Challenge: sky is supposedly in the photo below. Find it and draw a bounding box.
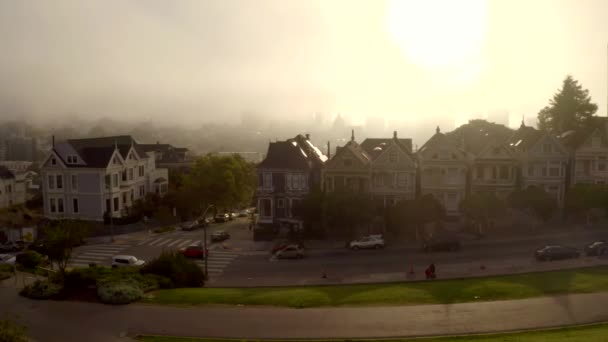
[0,0,607,128]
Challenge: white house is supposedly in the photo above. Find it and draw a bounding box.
[0,166,26,209]
[40,136,169,221]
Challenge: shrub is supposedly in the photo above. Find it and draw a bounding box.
[15,250,44,269]
[0,264,14,273]
[0,316,28,342]
[20,280,62,299]
[153,226,175,234]
[0,272,12,281]
[141,252,204,288]
[97,282,143,305]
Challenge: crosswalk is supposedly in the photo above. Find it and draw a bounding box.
[193,250,240,276]
[69,244,129,268]
[137,236,203,249]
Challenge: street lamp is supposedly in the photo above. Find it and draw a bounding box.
[199,204,215,280]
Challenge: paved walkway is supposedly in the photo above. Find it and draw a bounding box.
[1,287,607,342]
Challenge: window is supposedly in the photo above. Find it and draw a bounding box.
[439,151,449,159]
[112,174,118,187]
[277,199,284,208]
[128,153,134,160]
[57,198,64,213]
[73,198,79,213]
[499,166,509,180]
[549,162,561,177]
[105,199,111,213]
[6,185,11,193]
[263,173,272,189]
[260,199,272,217]
[325,177,333,192]
[343,159,353,167]
[286,174,293,190]
[389,151,398,163]
[598,157,606,172]
[397,173,407,188]
[66,155,78,164]
[51,158,57,165]
[542,167,547,177]
[138,165,145,177]
[528,165,534,177]
[71,175,78,191]
[56,175,63,189]
[122,170,127,182]
[139,185,145,197]
[50,198,56,213]
[542,144,552,153]
[131,189,134,201]
[113,197,119,212]
[105,175,111,190]
[48,175,55,189]
[446,168,458,184]
[374,174,384,187]
[476,166,484,180]
[113,157,119,165]
[123,193,127,206]
[128,168,134,181]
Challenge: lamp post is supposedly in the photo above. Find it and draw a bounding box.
[200,204,215,280]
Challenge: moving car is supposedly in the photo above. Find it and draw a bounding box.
[211,230,230,242]
[214,213,229,223]
[111,255,145,268]
[181,220,205,231]
[0,254,16,265]
[535,245,580,261]
[423,235,461,252]
[585,241,607,256]
[179,244,208,259]
[238,209,249,217]
[349,235,385,250]
[275,244,304,259]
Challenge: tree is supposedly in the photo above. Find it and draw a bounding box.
[508,186,557,223]
[323,192,375,237]
[565,184,608,223]
[293,190,324,229]
[390,194,445,240]
[0,316,27,342]
[42,220,89,276]
[537,75,598,134]
[460,193,505,235]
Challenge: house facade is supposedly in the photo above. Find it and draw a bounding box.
[256,134,327,229]
[470,141,518,199]
[417,127,470,215]
[40,136,169,222]
[138,143,193,169]
[322,131,371,194]
[560,118,608,186]
[508,123,569,207]
[0,166,26,209]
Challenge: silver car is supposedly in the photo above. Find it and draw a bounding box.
[275,245,304,259]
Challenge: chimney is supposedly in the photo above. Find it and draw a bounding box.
[327,141,331,159]
[305,133,310,140]
[52,135,55,148]
[436,126,440,134]
[351,129,355,142]
[393,131,397,139]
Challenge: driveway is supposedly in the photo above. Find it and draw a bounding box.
[1,287,607,342]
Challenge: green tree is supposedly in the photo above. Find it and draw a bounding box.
[323,192,375,237]
[42,220,89,276]
[0,316,27,342]
[565,184,608,223]
[293,190,324,228]
[537,75,598,134]
[508,186,557,222]
[391,194,445,240]
[460,193,505,235]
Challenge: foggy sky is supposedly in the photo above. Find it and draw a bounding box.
[0,0,607,127]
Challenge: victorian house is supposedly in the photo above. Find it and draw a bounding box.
[322,130,371,194]
[560,117,608,186]
[255,134,327,229]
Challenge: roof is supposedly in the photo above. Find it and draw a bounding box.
[257,135,327,170]
[0,166,15,180]
[445,120,514,156]
[506,124,544,151]
[360,137,413,160]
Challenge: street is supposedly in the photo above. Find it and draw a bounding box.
[65,219,608,287]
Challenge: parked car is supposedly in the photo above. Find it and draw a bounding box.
[0,242,21,253]
[27,240,47,254]
[181,220,203,231]
[585,241,607,256]
[211,230,230,243]
[0,254,16,265]
[275,244,304,259]
[349,235,385,250]
[214,214,229,223]
[111,255,145,268]
[179,244,208,259]
[229,213,237,221]
[535,245,580,261]
[423,235,461,252]
[238,209,249,217]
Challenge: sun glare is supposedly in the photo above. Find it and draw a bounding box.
[386,0,487,68]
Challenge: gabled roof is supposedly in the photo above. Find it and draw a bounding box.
[0,166,15,180]
[506,124,544,151]
[360,136,413,160]
[68,136,147,160]
[257,141,310,170]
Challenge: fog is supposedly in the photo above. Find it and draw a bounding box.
[0,0,607,129]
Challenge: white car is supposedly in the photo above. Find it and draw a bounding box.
[349,235,385,250]
[275,245,305,259]
[0,253,16,265]
[111,255,145,268]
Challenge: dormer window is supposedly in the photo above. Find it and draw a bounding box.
[389,151,398,163]
[51,158,57,165]
[113,157,119,165]
[66,155,78,164]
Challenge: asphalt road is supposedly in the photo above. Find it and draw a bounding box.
[1,286,607,342]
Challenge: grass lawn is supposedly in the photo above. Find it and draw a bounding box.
[142,266,608,308]
[136,323,608,342]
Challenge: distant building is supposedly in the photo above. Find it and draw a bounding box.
[1,137,37,162]
[0,161,33,174]
[0,166,26,209]
[560,117,608,186]
[40,135,169,222]
[138,142,193,169]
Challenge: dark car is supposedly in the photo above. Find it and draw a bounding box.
[181,220,203,231]
[211,230,230,242]
[0,242,22,253]
[179,244,208,259]
[535,245,580,261]
[27,240,47,254]
[423,235,461,252]
[584,241,607,256]
[214,214,229,223]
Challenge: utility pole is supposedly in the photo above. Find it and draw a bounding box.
[200,204,215,280]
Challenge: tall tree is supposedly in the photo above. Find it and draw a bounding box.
[537,75,598,134]
[42,220,89,276]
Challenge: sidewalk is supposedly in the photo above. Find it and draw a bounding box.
[2,286,607,342]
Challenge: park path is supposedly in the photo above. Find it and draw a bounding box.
[1,287,607,342]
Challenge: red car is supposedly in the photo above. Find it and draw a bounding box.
[179,244,208,259]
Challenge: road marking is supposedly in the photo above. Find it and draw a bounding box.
[208,255,237,262]
[137,238,154,246]
[80,252,115,257]
[177,239,193,247]
[149,238,170,247]
[192,240,202,245]
[167,239,183,247]
[144,238,163,246]
[73,256,108,261]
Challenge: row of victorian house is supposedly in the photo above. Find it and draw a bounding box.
[256,118,608,230]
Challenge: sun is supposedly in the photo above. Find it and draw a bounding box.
[386,0,487,68]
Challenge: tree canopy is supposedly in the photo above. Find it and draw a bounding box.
[42,220,90,275]
[537,75,598,134]
[508,186,556,222]
[460,193,505,234]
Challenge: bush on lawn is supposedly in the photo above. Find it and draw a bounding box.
[0,263,13,280]
[19,279,62,299]
[0,272,12,281]
[97,281,143,305]
[61,266,167,295]
[0,316,28,342]
[141,252,204,288]
[15,250,44,269]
